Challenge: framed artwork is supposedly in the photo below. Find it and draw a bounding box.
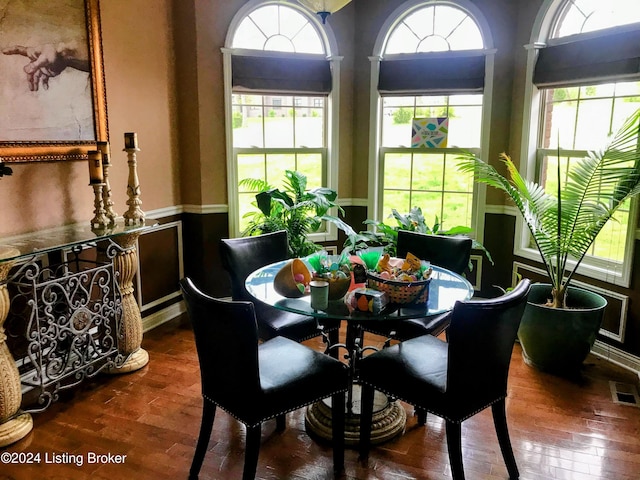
[411,117,448,148]
[0,0,107,162]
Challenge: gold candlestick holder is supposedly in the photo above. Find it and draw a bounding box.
[123,147,145,226]
[102,161,118,224]
[90,183,109,229]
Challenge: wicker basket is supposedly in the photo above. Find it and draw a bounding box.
[366,272,430,305]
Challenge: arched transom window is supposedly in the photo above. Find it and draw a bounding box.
[232,4,324,54]
[552,0,640,38]
[385,4,483,53]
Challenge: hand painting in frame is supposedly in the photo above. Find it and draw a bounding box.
[0,0,107,162]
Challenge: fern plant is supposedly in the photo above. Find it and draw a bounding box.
[458,108,640,308]
[240,170,356,258]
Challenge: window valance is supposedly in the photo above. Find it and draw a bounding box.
[534,28,640,87]
[232,55,332,94]
[378,55,485,94]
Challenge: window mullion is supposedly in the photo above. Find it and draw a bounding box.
[572,88,581,150]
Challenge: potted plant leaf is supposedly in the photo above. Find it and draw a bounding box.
[457,108,640,374]
[343,206,493,272]
[240,170,363,258]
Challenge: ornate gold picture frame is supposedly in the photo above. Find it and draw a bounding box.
[0,0,107,163]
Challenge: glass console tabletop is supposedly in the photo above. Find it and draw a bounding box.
[0,220,154,263]
[245,259,474,321]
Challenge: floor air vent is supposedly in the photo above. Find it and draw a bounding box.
[609,381,640,407]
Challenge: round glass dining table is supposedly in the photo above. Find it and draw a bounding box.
[245,259,474,322]
[245,259,474,446]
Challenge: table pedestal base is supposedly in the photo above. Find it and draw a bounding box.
[305,384,406,446]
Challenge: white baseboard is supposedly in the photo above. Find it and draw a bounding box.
[592,339,640,381]
[142,300,186,332]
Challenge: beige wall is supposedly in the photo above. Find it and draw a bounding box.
[0,0,179,237]
[0,0,537,232]
[0,0,358,236]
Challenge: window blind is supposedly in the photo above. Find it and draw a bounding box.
[534,28,640,87]
[378,55,485,94]
[232,55,332,94]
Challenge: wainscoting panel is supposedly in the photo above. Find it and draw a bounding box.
[136,220,184,320]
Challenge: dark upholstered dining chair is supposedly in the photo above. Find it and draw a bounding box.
[358,278,531,480]
[397,230,473,276]
[359,230,473,342]
[219,231,341,348]
[180,277,348,480]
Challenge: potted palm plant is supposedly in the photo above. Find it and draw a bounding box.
[458,108,640,374]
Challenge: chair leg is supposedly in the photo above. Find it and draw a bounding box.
[276,414,286,431]
[416,408,427,426]
[492,400,519,479]
[242,424,262,480]
[445,421,465,480]
[189,401,216,480]
[332,391,346,474]
[358,383,375,458]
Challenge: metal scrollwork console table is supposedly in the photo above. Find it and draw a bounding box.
[0,221,154,447]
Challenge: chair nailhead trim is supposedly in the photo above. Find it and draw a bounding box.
[359,380,506,424]
[202,387,348,429]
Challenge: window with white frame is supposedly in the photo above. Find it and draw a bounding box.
[372,1,492,234]
[224,1,340,238]
[529,0,640,284]
[234,93,326,231]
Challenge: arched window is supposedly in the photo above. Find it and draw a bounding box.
[369,1,493,241]
[552,0,640,37]
[384,4,483,53]
[232,4,324,53]
[223,1,342,239]
[524,0,640,287]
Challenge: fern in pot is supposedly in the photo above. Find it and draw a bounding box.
[458,108,640,373]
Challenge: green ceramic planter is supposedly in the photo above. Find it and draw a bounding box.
[518,283,607,374]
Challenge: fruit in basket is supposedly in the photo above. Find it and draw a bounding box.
[366,253,432,305]
[379,270,391,280]
[372,252,432,282]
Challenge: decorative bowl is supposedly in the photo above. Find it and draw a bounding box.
[313,273,352,301]
[274,258,311,298]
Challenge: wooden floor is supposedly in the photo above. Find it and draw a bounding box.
[2,315,640,480]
